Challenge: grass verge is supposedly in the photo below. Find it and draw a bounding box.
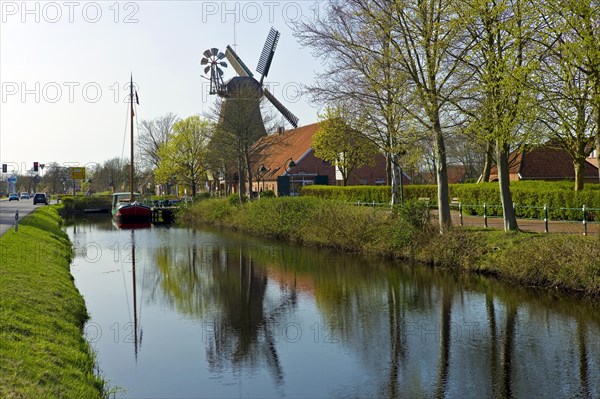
[180,197,600,298]
[0,206,106,398]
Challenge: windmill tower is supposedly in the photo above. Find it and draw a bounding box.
[201,28,299,137]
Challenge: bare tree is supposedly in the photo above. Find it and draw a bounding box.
[138,113,178,169]
[294,0,417,205]
[209,83,271,201]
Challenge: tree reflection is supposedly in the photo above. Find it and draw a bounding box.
[577,318,590,399]
[434,286,453,399]
[153,242,297,385]
[141,231,600,398]
[500,300,517,399]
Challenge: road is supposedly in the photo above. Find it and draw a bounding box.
[0,198,38,236]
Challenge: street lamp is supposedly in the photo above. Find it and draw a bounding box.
[284,158,297,196]
[256,164,270,194]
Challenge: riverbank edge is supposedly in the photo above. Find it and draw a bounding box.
[179,197,600,299]
[0,207,106,398]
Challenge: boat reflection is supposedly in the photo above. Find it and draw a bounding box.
[112,220,152,230]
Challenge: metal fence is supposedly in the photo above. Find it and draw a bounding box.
[346,199,600,235]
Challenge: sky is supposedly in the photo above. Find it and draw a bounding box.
[0,0,325,175]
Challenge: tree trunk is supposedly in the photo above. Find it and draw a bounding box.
[390,153,398,205]
[496,141,519,231]
[237,162,246,200]
[595,89,600,183]
[386,153,392,186]
[434,120,451,232]
[574,158,585,191]
[246,156,254,199]
[480,140,494,183]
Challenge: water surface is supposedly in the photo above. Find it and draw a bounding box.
[68,218,600,398]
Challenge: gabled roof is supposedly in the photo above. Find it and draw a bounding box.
[254,122,320,178]
[489,143,598,180]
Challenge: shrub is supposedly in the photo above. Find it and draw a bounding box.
[227,193,248,206]
[59,195,112,212]
[260,189,275,198]
[194,192,211,202]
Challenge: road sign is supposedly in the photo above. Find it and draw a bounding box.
[7,176,17,183]
[71,167,86,180]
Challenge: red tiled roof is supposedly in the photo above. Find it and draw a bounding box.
[489,144,599,180]
[253,122,320,178]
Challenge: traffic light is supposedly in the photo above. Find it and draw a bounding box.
[33,162,39,172]
[2,164,6,173]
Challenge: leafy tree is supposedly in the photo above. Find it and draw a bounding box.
[538,34,595,191]
[313,106,379,186]
[155,116,211,196]
[457,0,542,231]
[541,0,600,182]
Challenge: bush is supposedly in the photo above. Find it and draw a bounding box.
[227,193,247,206]
[59,195,112,212]
[194,192,211,202]
[260,189,275,198]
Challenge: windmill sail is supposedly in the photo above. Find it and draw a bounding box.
[256,28,280,84]
[225,45,254,77]
[264,88,299,128]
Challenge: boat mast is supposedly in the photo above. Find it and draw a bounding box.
[130,74,135,203]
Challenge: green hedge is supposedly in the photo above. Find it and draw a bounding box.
[60,195,112,212]
[301,181,600,221]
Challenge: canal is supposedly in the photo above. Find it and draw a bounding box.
[67,217,600,398]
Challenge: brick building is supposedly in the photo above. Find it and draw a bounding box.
[250,122,391,195]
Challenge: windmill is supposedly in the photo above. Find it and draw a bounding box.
[201,27,299,131]
[200,48,227,95]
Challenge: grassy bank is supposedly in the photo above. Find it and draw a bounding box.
[180,197,600,297]
[0,207,105,398]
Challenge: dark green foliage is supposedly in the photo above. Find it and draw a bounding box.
[227,193,247,206]
[260,189,275,198]
[59,195,112,212]
[194,192,211,202]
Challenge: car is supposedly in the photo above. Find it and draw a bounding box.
[20,192,30,200]
[8,193,19,201]
[33,193,49,205]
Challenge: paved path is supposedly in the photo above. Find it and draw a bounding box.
[0,199,38,236]
[441,210,600,235]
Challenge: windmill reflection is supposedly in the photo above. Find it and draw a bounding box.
[154,242,297,385]
[204,249,297,385]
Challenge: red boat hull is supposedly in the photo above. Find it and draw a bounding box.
[114,203,152,222]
